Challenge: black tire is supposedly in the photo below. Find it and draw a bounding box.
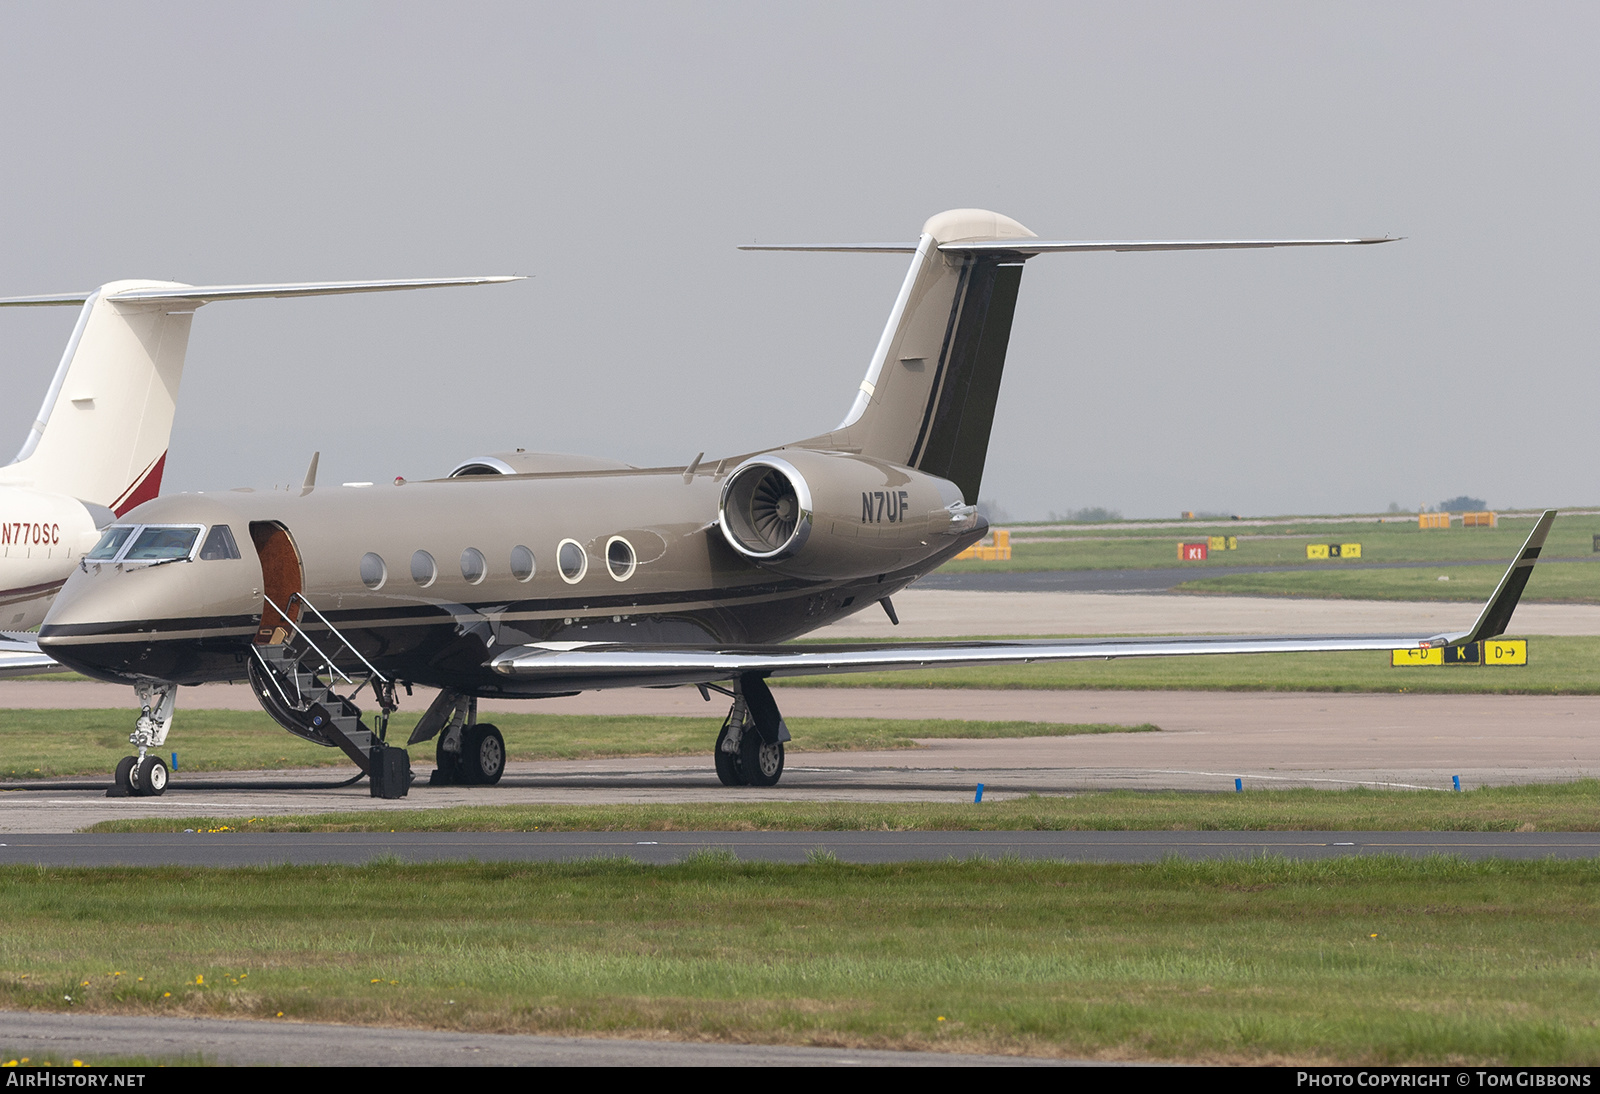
[112,755,137,796]
[133,755,169,797]
[458,723,506,786]
[432,733,459,785]
[738,732,784,787]
[713,720,745,786]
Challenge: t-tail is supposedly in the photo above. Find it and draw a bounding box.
[746,210,1394,504]
[0,276,522,513]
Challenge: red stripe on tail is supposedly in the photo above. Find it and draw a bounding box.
[112,452,166,516]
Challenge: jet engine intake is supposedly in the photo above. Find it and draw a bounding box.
[718,450,974,580]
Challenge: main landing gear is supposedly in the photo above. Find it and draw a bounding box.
[713,674,790,788]
[435,722,506,785]
[108,680,176,798]
[409,689,506,786]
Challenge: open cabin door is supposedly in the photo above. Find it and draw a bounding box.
[250,521,304,645]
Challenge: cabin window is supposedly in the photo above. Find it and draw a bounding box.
[86,526,135,560]
[606,536,636,581]
[411,550,437,588]
[360,552,387,590]
[460,547,487,585]
[557,539,587,583]
[509,545,536,582]
[124,525,201,562]
[199,525,241,560]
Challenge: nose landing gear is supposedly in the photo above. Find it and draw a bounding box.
[108,680,175,797]
[713,674,789,787]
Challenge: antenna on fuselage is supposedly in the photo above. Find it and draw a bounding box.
[301,452,320,496]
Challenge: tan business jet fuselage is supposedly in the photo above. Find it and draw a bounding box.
[38,210,1551,798]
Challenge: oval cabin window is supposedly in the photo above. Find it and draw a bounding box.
[510,545,536,582]
[606,536,636,581]
[460,547,487,585]
[411,550,437,588]
[557,539,587,583]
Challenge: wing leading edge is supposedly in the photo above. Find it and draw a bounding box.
[489,511,1557,690]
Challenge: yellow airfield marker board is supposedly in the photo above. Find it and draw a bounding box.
[1391,640,1527,667]
[1484,639,1529,665]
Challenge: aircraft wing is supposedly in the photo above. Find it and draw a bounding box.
[490,512,1556,690]
[0,633,64,679]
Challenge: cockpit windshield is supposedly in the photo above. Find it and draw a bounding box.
[123,526,201,562]
[86,526,135,560]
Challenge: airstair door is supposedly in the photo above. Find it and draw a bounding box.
[250,521,303,645]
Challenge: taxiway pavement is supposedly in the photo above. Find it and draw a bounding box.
[821,588,1600,638]
[0,1011,1070,1067]
[914,557,1600,596]
[4,689,1597,831]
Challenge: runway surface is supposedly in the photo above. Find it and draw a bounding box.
[0,1011,1069,1067]
[4,830,1597,867]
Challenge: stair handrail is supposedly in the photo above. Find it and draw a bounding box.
[260,593,354,684]
[290,592,389,684]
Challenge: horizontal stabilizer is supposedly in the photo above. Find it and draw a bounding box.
[0,276,524,307]
[740,243,921,253]
[943,238,1397,254]
[741,238,1395,256]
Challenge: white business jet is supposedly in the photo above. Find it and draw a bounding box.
[0,275,520,674]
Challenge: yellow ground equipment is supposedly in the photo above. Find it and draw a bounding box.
[954,528,1011,561]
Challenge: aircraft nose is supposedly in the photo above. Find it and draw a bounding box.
[38,555,261,685]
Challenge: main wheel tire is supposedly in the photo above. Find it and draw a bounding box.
[713,720,745,786]
[458,724,506,786]
[133,755,168,797]
[738,732,784,787]
[112,755,137,796]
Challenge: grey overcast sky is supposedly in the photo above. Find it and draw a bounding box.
[0,2,1595,520]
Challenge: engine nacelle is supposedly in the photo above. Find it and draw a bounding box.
[717,449,977,580]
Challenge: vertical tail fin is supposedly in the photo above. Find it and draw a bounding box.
[0,275,523,513]
[0,281,194,511]
[768,213,1390,505]
[796,209,1036,504]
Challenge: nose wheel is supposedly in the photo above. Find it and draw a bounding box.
[108,680,177,798]
[112,754,168,797]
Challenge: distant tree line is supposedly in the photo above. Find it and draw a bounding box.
[1046,506,1122,522]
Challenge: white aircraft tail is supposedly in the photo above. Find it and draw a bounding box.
[0,276,521,512]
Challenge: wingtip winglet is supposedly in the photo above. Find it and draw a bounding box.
[1459,509,1557,644]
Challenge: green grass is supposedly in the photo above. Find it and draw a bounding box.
[791,634,1600,692]
[0,710,1153,781]
[3,856,1599,1062]
[86,781,1600,835]
[1177,560,1600,602]
[940,512,1600,583]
